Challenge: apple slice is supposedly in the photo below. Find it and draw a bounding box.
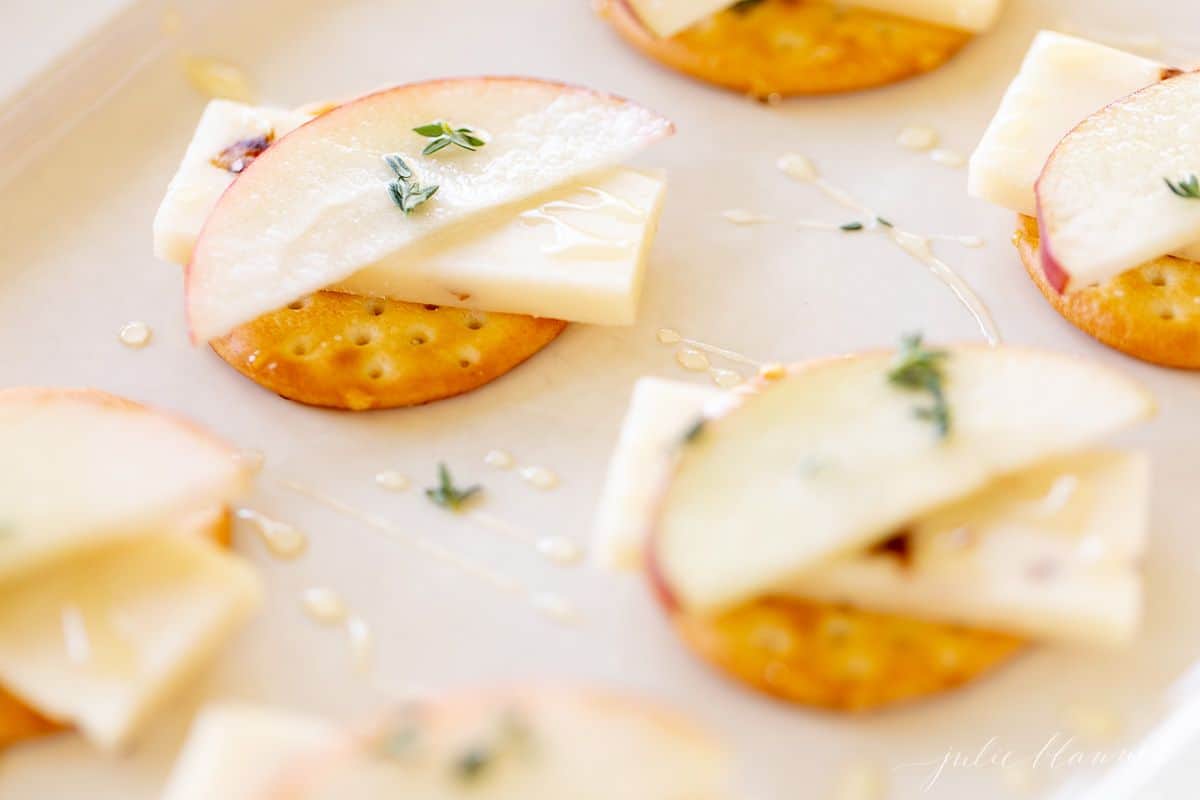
[245,688,731,799]
[623,0,734,38]
[1037,70,1200,292]
[186,78,674,341]
[651,347,1153,613]
[0,388,251,581]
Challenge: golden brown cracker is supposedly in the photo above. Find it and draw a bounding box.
[210,292,567,410]
[0,509,234,749]
[1016,215,1200,369]
[676,595,1024,712]
[600,0,972,98]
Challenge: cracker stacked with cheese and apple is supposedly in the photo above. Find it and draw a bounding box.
[154,79,673,409]
[161,688,732,799]
[0,388,259,750]
[970,31,1200,368]
[599,0,1005,98]
[593,339,1154,710]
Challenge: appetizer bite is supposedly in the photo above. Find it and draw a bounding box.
[0,389,258,750]
[163,688,731,799]
[594,340,1154,710]
[598,0,1004,98]
[970,32,1200,368]
[154,80,673,409]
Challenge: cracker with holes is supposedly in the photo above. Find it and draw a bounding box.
[969,32,1200,367]
[154,80,672,409]
[594,344,1153,710]
[598,0,1002,99]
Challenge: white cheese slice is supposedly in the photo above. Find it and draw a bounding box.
[0,388,250,582]
[595,377,1146,645]
[625,0,736,38]
[593,378,719,569]
[781,451,1148,646]
[333,168,666,325]
[968,31,1200,262]
[0,534,260,750]
[155,101,667,325]
[851,0,1004,32]
[153,100,311,264]
[163,705,337,800]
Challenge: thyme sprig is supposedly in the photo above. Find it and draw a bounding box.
[452,710,531,784]
[840,221,864,232]
[425,463,481,511]
[414,120,487,155]
[731,0,766,13]
[887,333,951,440]
[383,154,439,214]
[1165,173,1200,199]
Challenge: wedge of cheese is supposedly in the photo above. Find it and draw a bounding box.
[782,450,1148,645]
[599,376,1149,644]
[626,0,1003,39]
[0,534,260,751]
[969,31,1200,262]
[0,388,251,582]
[593,378,720,569]
[162,705,337,800]
[156,100,668,326]
[154,100,311,264]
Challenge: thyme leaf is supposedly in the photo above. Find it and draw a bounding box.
[887,333,951,440]
[425,463,481,511]
[1165,173,1200,199]
[840,221,864,232]
[383,154,439,215]
[414,120,487,155]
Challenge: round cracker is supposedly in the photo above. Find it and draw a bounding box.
[676,595,1024,712]
[1016,215,1200,369]
[599,0,972,98]
[0,509,234,749]
[210,292,568,411]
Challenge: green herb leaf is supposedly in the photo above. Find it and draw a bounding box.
[383,154,439,215]
[450,709,531,785]
[840,221,864,232]
[454,746,491,782]
[681,418,707,445]
[414,120,488,155]
[876,216,894,228]
[887,333,951,439]
[1165,173,1200,199]
[413,122,449,137]
[425,463,481,511]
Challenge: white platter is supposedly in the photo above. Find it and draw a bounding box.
[2,0,1200,797]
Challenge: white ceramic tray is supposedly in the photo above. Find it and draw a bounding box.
[3,0,1200,797]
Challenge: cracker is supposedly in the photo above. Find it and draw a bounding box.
[676,595,1024,712]
[0,510,233,749]
[1016,215,1200,369]
[210,292,568,410]
[599,0,972,98]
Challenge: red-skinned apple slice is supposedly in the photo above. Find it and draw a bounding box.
[186,78,674,342]
[165,689,731,800]
[0,388,251,581]
[1037,70,1200,293]
[649,347,1153,614]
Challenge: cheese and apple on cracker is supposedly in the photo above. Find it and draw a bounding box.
[162,688,732,800]
[154,79,673,409]
[970,31,1200,368]
[0,388,259,750]
[598,0,1004,98]
[593,340,1154,710]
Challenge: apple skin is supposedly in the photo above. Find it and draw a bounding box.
[1036,205,1071,294]
[185,76,674,343]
